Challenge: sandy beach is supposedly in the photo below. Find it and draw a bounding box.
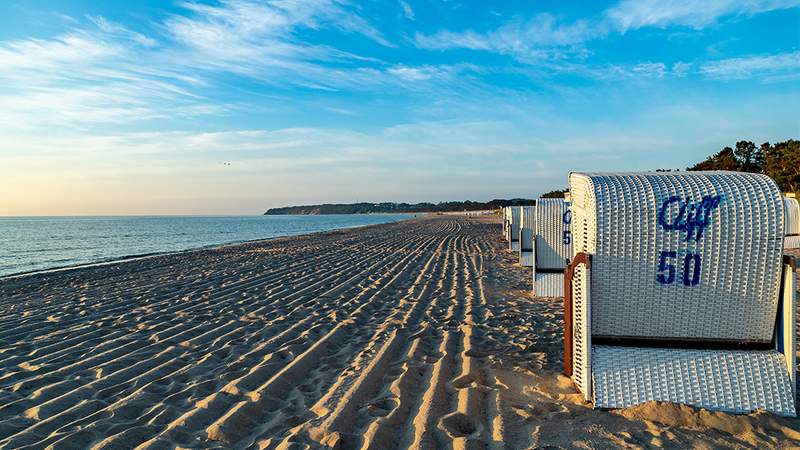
[0,216,798,449]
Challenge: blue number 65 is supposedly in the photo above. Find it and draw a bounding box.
[656,251,677,284]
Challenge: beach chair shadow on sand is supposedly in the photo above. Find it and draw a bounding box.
[564,171,796,417]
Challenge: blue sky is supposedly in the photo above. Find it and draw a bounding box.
[1,0,798,215]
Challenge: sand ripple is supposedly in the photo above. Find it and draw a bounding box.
[0,217,797,449]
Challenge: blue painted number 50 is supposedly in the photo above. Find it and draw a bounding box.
[657,250,701,286]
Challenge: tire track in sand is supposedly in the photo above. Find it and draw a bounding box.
[0,217,505,449]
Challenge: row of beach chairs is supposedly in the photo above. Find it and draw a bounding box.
[501,171,799,417]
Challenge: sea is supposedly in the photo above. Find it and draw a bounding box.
[0,214,415,278]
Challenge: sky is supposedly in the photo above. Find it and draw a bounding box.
[0,1,798,215]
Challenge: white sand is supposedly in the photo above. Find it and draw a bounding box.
[0,216,798,448]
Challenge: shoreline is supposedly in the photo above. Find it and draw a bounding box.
[0,214,416,281]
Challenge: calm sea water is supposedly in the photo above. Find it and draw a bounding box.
[0,214,414,278]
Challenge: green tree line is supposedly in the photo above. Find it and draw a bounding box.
[688,139,799,192]
[264,199,537,215]
[540,189,569,198]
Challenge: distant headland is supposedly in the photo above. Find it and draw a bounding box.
[264,199,536,215]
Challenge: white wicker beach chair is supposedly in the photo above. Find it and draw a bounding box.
[784,196,800,249]
[502,207,506,240]
[564,171,796,417]
[502,207,511,242]
[519,206,536,267]
[532,198,571,296]
[509,206,521,252]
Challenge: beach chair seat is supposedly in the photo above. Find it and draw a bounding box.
[564,171,796,417]
[519,206,535,267]
[532,198,571,296]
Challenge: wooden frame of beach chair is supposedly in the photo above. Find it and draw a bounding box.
[531,198,571,297]
[509,206,521,252]
[563,171,796,417]
[519,206,535,267]
[784,195,800,249]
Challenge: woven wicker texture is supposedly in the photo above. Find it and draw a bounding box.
[569,172,784,342]
[520,206,535,266]
[592,346,796,416]
[785,196,800,235]
[502,207,509,241]
[502,207,505,239]
[533,272,564,297]
[535,199,571,270]
[520,252,534,267]
[505,206,512,242]
[506,207,512,241]
[572,263,591,401]
[785,235,800,249]
[509,207,521,251]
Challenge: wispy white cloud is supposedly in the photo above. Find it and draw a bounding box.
[606,0,800,32]
[415,0,800,74]
[415,13,598,62]
[0,1,421,129]
[385,64,451,81]
[672,61,692,77]
[574,61,669,80]
[399,0,415,20]
[88,15,158,47]
[4,0,795,134]
[414,30,490,51]
[631,62,667,78]
[166,0,393,70]
[0,32,120,72]
[0,17,222,128]
[700,50,800,80]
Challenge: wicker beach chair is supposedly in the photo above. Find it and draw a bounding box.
[509,206,521,252]
[502,207,507,241]
[564,171,796,416]
[519,206,536,267]
[503,206,511,241]
[785,195,800,249]
[531,198,572,297]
